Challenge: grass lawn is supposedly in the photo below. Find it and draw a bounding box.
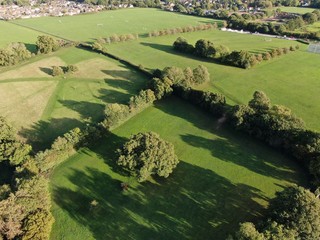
[105,30,320,131]
[276,6,318,14]
[12,9,219,42]
[0,47,148,148]
[50,97,308,240]
[0,21,42,52]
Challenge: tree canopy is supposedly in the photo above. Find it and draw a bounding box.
[117,132,179,182]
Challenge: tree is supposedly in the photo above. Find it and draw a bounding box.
[0,117,31,166]
[268,185,320,239]
[193,65,210,84]
[21,209,54,240]
[150,77,173,99]
[194,39,215,58]
[117,132,179,182]
[36,35,59,54]
[52,66,63,76]
[162,66,184,84]
[248,91,271,112]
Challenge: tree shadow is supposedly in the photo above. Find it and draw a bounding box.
[52,160,267,239]
[103,78,140,95]
[39,67,52,76]
[24,43,37,53]
[140,42,233,67]
[19,118,83,151]
[153,97,306,183]
[58,100,105,120]
[0,161,15,185]
[180,134,301,183]
[97,88,132,104]
[86,132,130,176]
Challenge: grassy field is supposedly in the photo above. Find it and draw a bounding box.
[276,6,318,14]
[0,21,42,51]
[50,97,308,240]
[105,30,320,131]
[0,47,148,147]
[12,9,219,42]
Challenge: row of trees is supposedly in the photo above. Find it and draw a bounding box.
[229,91,320,184]
[173,37,299,69]
[148,23,218,38]
[227,10,320,40]
[94,33,139,45]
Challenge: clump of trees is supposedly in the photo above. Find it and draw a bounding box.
[233,185,320,239]
[226,11,320,40]
[117,132,179,182]
[51,64,79,76]
[36,35,60,54]
[173,37,299,69]
[101,89,156,130]
[0,116,31,166]
[95,33,139,45]
[148,23,217,37]
[160,65,210,87]
[0,42,32,66]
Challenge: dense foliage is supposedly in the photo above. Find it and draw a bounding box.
[234,185,320,239]
[0,43,32,67]
[36,35,59,54]
[0,117,31,166]
[117,132,179,182]
[173,37,299,69]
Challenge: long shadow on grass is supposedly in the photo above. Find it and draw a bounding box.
[140,42,233,67]
[154,97,304,183]
[19,118,83,151]
[52,161,266,239]
[104,78,144,96]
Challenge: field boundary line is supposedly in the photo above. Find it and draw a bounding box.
[6,21,74,42]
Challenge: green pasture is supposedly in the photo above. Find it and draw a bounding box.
[0,47,147,148]
[105,30,320,131]
[50,97,308,240]
[0,21,41,51]
[276,6,318,14]
[12,9,219,42]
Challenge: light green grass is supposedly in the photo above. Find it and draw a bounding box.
[306,21,320,32]
[0,47,148,148]
[105,30,320,131]
[0,21,42,51]
[12,9,219,42]
[276,6,318,14]
[50,97,308,240]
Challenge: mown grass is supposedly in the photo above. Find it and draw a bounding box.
[105,30,320,131]
[0,47,148,148]
[50,97,308,240]
[275,6,318,14]
[12,8,219,42]
[0,21,42,51]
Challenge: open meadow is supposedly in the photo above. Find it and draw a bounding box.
[105,30,320,131]
[0,8,319,240]
[276,6,318,14]
[12,8,219,42]
[50,97,308,240]
[0,21,41,51]
[0,46,148,148]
